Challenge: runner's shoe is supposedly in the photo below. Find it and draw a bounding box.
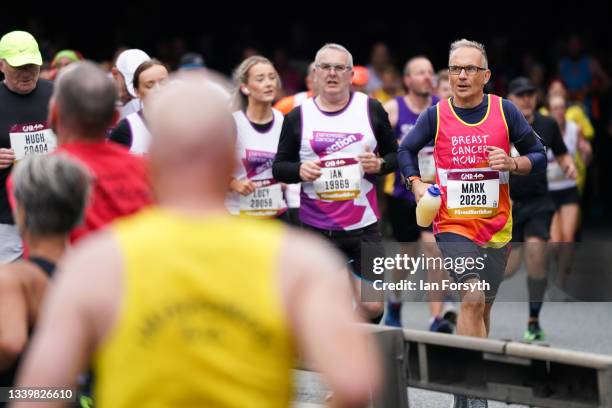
[430,316,454,333]
[384,302,402,327]
[523,321,546,342]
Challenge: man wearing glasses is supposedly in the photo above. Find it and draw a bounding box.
[273,43,398,325]
[398,39,546,407]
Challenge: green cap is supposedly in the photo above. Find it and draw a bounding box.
[52,49,81,67]
[0,31,43,67]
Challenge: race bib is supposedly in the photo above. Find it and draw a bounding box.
[239,179,287,217]
[418,146,436,183]
[10,122,57,161]
[447,170,499,218]
[313,158,363,201]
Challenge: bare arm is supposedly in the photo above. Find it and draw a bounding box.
[555,153,577,180]
[382,98,399,129]
[552,126,578,180]
[577,128,592,165]
[0,270,28,372]
[508,154,533,175]
[279,230,381,407]
[13,232,122,408]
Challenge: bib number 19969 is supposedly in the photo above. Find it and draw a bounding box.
[313,158,363,201]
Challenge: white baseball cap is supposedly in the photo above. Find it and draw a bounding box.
[115,49,150,98]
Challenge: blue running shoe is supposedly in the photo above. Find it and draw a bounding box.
[430,316,454,333]
[384,302,402,327]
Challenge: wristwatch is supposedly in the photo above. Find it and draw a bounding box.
[378,158,387,173]
[404,175,421,192]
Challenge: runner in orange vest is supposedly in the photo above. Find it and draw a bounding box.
[399,38,547,407]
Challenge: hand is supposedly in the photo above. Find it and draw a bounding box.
[412,179,432,203]
[486,146,514,171]
[564,162,577,180]
[579,137,592,164]
[230,178,256,196]
[300,161,322,181]
[0,148,16,169]
[358,145,381,174]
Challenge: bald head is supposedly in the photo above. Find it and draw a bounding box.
[53,61,118,137]
[146,73,237,204]
[147,73,235,161]
[403,56,432,76]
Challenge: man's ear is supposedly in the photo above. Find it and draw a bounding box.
[483,69,491,85]
[48,98,59,128]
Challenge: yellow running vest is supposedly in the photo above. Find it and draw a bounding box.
[93,208,295,408]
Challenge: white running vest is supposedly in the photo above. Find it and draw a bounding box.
[225,109,288,217]
[120,98,141,120]
[125,111,151,155]
[299,92,379,230]
[547,120,578,191]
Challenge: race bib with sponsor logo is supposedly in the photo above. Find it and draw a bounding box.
[447,170,499,218]
[418,146,436,183]
[313,158,363,201]
[10,122,57,161]
[239,179,287,217]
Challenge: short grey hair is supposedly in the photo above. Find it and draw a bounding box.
[314,43,354,68]
[54,61,118,136]
[448,39,488,69]
[12,155,90,236]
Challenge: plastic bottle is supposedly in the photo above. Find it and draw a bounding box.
[416,184,441,227]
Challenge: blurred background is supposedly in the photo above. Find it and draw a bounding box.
[2,6,610,231]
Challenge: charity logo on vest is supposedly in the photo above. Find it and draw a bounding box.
[244,149,275,179]
[446,170,499,218]
[10,122,58,161]
[450,134,490,166]
[310,131,364,158]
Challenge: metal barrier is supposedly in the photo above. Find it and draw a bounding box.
[402,327,612,407]
[297,325,612,407]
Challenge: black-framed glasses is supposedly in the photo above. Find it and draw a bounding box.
[316,63,352,73]
[448,65,487,75]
